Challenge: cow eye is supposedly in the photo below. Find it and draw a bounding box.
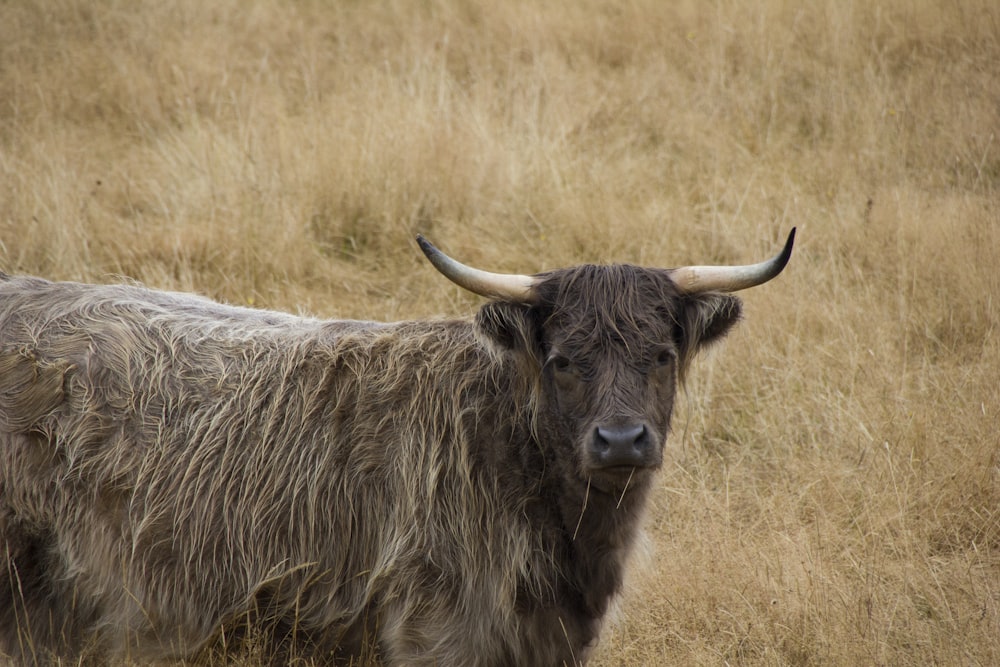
[654,348,676,367]
[549,355,575,373]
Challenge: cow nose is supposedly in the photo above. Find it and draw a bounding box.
[589,423,651,468]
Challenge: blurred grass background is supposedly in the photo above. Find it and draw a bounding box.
[1,0,998,664]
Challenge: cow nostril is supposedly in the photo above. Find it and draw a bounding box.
[591,423,651,468]
[595,424,646,449]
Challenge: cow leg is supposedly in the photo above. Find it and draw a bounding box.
[0,510,97,664]
[375,590,516,667]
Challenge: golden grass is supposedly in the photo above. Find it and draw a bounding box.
[2,0,998,664]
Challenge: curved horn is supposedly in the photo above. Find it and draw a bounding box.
[416,235,539,304]
[667,228,796,293]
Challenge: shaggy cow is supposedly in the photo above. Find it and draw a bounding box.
[0,231,793,665]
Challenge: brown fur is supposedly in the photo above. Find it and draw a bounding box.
[0,262,746,665]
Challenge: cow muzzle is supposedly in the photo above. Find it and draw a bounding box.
[586,422,658,470]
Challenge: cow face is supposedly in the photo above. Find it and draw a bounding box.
[419,231,793,493]
[476,266,741,493]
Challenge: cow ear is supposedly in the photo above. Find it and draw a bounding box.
[475,302,542,360]
[675,293,742,372]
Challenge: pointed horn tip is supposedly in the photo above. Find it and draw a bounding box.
[416,234,452,270]
[774,227,796,276]
[415,235,459,277]
[415,234,435,256]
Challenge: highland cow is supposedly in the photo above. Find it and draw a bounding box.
[0,231,793,665]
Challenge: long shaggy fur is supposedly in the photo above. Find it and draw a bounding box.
[0,265,744,665]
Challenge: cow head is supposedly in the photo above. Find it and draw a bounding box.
[418,231,794,494]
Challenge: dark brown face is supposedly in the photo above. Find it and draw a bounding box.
[476,263,743,494]
[540,328,677,491]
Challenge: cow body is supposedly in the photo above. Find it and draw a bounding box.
[0,233,792,665]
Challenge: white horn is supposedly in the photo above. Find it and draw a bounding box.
[417,236,539,304]
[668,228,795,293]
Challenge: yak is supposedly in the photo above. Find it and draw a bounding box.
[0,230,793,665]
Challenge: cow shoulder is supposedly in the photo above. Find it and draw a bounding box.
[0,348,72,434]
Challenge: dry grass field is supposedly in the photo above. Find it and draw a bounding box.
[2,0,999,664]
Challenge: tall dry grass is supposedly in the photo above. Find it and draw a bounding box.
[1,0,998,664]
